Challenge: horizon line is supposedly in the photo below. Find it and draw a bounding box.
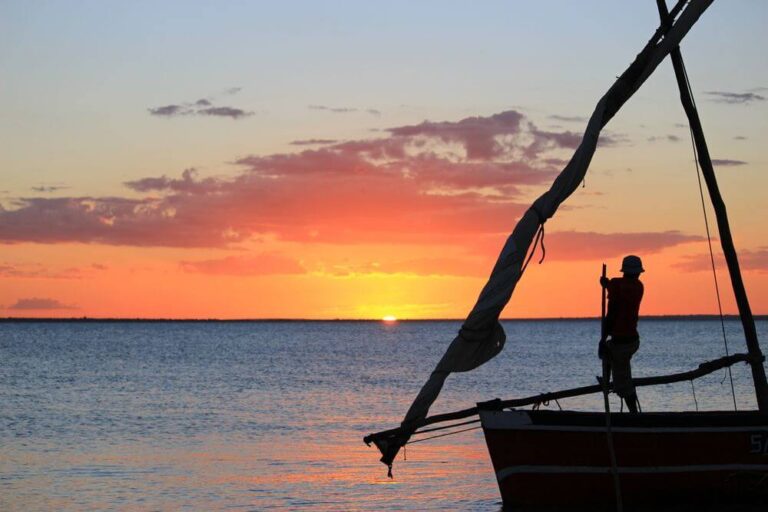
[2,314,767,323]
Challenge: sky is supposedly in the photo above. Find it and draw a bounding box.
[1,0,767,319]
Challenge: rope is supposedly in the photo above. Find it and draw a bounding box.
[521,208,547,274]
[411,419,480,436]
[405,426,482,445]
[681,62,738,411]
[690,379,699,412]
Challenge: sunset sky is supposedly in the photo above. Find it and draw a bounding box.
[1,1,767,319]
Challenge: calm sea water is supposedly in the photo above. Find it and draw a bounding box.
[2,319,766,511]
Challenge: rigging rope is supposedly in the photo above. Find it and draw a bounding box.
[411,419,480,436]
[681,62,738,411]
[690,379,699,412]
[521,208,547,274]
[405,425,482,445]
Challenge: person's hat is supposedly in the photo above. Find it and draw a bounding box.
[621,255,644,274]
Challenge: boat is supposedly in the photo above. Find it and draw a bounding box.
[365,0,768,509]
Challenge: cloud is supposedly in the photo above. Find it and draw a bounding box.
[321,257,485,277]
[290,139,338,146]
[705,91,766,105]
[6,297,76,310]
[0,110,605,248]
[148,89,253,119]
[733,136,748,141]
[180,253,305,276]
[647,134,681,143]
[1,264,79,279]
[675,249,768,273]
[197,106,251,119]
[541,230,704,261]
[148,104,187,117]
[549,114,587,123]
[0,262,107,279]
[309,105,381,116]
[322,230,705,277]
[711,159,747,167]
[31,185,69,193]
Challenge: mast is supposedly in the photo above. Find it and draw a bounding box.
[657,0,768,411]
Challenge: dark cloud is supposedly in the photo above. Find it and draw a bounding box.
[198,106,251,119]
[733,136,748,141]
[309,105,381,115]
[148,89,253,119]
[711,159,747,167]
[549,114,587,123]
[6,297,76,310]
[705,91,766,105]
[290,139,338,146]
[149,104,187,117]
[647,134,681,143]
[309,105,357,113]
[124,168,221,194]
[31,185,68,193]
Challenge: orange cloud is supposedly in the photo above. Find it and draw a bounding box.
[541,230,704,261]
[6,297,76,310]
[674,248,768,273]
[180,253,305,276]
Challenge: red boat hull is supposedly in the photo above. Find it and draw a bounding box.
[480,409,768,509]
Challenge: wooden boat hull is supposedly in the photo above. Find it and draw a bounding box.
[480,409,768,509]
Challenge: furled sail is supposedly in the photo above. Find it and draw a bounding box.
[371,0,715,470]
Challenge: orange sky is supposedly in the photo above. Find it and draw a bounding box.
[1,2,767,319]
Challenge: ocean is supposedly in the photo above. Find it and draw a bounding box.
[1,319,766,511]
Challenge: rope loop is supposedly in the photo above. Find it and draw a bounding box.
[521,207,548,274]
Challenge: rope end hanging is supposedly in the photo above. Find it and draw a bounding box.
[521,207,548,273]
[537,225,546,265]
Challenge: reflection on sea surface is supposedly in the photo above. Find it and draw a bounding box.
[1,320,765,510]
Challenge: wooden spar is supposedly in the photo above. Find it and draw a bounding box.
[365,352,753,444]
[657,0,768,412]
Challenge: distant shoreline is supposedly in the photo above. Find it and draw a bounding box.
[1,315,767,323]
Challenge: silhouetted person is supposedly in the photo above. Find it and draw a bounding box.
[600,255,644,413]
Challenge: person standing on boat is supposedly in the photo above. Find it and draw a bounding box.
[600,255,644,413]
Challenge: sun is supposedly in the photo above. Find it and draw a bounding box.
[382,315,398,322]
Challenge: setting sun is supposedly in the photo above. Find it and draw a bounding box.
[382,315,398,322]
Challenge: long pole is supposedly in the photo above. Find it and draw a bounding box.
[600,264,623,511]
[657,0,768,411]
